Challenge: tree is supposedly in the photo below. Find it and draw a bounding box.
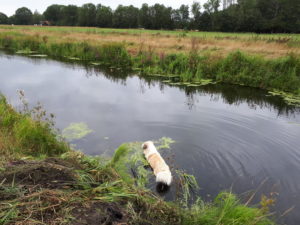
[139,4,151,29]
[0,12,8,24]
[14,7,33,25]
[257,0,300,33]
[96,4,113,28]
[191,2,201,29]
[61,5,78,26]
[179,5,190,29]
[199,11,212,31]
[1,1,299,33]
[78,3,96,26]
[150,4,173,30]
[32,10,43,24]
[203,0,221,30]
[235,0,262,32]
[217,5,239,32]
[44,5,64,25]
[280,0,300,33]
[172,9,181,29]
[113,5,139,28]
[173,5,189,29]
[204,0,221,14]
[8,16,15,24]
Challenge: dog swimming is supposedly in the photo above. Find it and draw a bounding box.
[142,141,172,186]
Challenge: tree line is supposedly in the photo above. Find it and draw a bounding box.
[0,0,299,33]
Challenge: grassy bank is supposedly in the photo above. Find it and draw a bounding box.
[0,96,276,224]
[0,26,299,103]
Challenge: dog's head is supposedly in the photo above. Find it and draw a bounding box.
[142,141,156,157]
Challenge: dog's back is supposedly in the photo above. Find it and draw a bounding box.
[147,153,170,176]
[142,141,172,186]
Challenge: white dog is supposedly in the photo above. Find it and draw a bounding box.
[142,141,172,186]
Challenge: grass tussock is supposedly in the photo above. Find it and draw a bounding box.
[0,96,276,224]
[182,192,274,225]
[0,95,68,166]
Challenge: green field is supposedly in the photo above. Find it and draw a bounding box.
[1,25,300,41]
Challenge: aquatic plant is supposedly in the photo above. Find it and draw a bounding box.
[62,122,93,141]
[176,170,200,207]
[269,90,300,106]
[155,137,176,150]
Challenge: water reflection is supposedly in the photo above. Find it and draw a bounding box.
[2,51,298,116]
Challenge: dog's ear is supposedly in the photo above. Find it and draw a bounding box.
[142,143,148,150]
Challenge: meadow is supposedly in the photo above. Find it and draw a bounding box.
[1,25,300,57]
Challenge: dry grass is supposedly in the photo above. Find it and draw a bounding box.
[0,128,19,167]
[0,25,299,58]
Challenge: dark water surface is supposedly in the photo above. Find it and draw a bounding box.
[1,52,300,224]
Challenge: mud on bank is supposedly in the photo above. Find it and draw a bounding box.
[0,158,179,225]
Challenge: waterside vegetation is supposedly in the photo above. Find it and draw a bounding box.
[1,27,299,106]
[0,95,276,224]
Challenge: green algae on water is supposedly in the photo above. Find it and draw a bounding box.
[147,74,166,77]
[187,84,201,87]
[199,79,215,85]
[156,137,175,150]
[16,49,37,54]
[62,122,93,141]
[29,54,48,58]
[90,62,102,66]
[66,56,81,61]
[268,90,300,106]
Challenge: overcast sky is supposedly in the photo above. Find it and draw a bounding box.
[1,0,207,16]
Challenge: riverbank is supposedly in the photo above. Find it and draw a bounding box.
[0,26,299,105]
[0,95,275,224]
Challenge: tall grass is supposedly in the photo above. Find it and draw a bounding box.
[182,192,274,225]
[0,95,68,160]
[141,51,300,95]
[0,33,132,67]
